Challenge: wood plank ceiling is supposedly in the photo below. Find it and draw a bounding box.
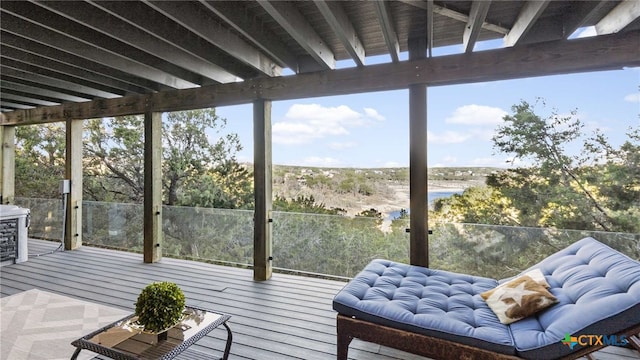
[1,0,639,125]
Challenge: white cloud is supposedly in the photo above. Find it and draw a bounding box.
[273,104,385,145]
[300,156,343,167]
[445,104,508,126]
[380,161,404,168]
[328,141,357,150]
[470,128,497,141]
[624,93,640,103]
[363,107,385,121]
[427,130,471,144]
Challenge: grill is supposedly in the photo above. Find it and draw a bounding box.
[0,218,18,262]
[0,205,30,264]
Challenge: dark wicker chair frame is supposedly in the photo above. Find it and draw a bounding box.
[336,314,640,360]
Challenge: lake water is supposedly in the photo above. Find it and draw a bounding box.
[388,191,460,219]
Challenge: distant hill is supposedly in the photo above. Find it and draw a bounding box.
[270,165,501,217]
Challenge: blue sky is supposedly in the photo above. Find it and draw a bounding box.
[213,31,640,169]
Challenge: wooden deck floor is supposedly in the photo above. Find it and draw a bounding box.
[1,239,638,360]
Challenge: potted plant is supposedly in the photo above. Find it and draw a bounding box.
[134,281,186,341]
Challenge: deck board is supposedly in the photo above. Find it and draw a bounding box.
[1,239,638,360]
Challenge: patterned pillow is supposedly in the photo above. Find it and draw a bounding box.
[481,274,558,324]
[520,268,550,288]
[482,268,550,300]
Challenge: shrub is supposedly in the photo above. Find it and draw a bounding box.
[134,281,186,333]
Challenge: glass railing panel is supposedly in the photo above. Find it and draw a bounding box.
[82,201,144,251]
[162,205,254,266]
[16,198,639,280]
[429,222,640,279]
[15,197,63,241]
[272,212,410,278]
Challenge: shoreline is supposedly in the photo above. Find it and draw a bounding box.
[427,187,465,193]
[347,185,469,218]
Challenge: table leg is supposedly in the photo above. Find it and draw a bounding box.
[70,348,81,360]
[221,322,233,360]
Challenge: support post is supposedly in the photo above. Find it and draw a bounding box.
[253,99,273,281]
[408,37,429,267]
[0,126,15,205]
[65,119,83,249]
[144,111,162,263]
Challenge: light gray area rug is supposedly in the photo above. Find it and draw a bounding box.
[1,289,129,360]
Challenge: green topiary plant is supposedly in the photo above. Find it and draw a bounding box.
[135,281,186,333]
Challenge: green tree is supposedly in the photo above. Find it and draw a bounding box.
[15,123,66,198]
[179,160,253,209]
[432,186,519,225]
[582,127,640,232]
[84,115,145,202]
[84,109,252,207]
[492,99,617,231]
[273,195,345,215]
[432,99,638,234]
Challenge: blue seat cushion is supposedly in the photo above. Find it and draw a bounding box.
[332,259,516,355]
[508,237,640,359]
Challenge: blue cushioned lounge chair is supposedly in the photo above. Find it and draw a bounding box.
[333,237,640,360]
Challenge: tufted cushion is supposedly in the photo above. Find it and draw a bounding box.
[507,237,640,359]
[332,259,517,355]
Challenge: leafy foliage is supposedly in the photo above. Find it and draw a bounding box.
[14,124,65,198]
[432,99,639,234]
[84,115,145,202]
[83,109,252,207]
[135,281,185,333]
[273,195,345,215]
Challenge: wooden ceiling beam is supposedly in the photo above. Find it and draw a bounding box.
[258,1,336,70]
[314,0,365,67]
[0,102,33,110]
[0,31,172,93]
[1,45,149,95]
[0,12,197,89]
[464,1,491,53]
[0,93,59,107]
[35,1,236,85]
[596,0,640,35]
[199,0,299,72]
[374,1,400,63]
[504,1,550,47]
[426,0,434,57]
[2,30,638,126]
[2,2,205,87]
[1,66,121,99]
[399,0,508,35]
[0,57,126,97]
[88,0,253,82]
[563,1,609,39]
[144,1,281,78]
[0,80,91,103]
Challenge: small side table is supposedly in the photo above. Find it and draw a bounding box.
[70,306,232,360]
